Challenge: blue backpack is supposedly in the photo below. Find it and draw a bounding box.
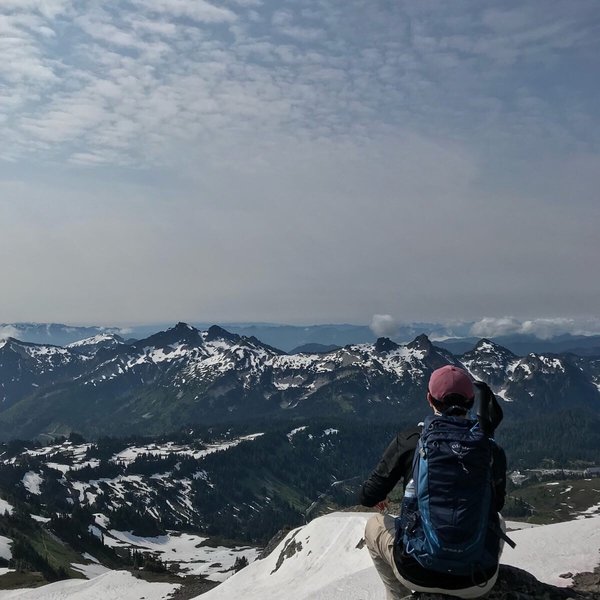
[397,414,504,577]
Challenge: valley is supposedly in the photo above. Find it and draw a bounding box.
[0,419,597,594]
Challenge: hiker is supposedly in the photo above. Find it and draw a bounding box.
[359,365,507,599]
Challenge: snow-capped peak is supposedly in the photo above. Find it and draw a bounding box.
[475,338,501,352]
[67,333,124,349]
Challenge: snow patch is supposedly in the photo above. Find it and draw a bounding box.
[575,501,600,519]
[30,515,50,523]
[22,472,43,495]
[112,433,264,465]
[0,569,177,599]
[287,426,307,441]
[101,530,259,581]
[0,536,12,560]
[0,499,14,516]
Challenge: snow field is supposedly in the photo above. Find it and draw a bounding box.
[502,515,600,586]
[112,433,264,465]
[0,570,177,600]
[70,562,110,579]
[196,512,600,600]
[98,528,259,581]
[0,512,596,599]
[198,513,383,600]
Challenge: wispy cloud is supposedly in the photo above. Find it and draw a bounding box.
[2,0,598,167]
[131,0,238,24]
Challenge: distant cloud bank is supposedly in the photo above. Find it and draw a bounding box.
[469,317,600,339]
[369,314,600,340]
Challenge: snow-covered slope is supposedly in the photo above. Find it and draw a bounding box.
[0,512,597,599]
[502,517,600,586]
[199,513,383,600]
[197,512,600,600]
[0,570,176,600]
[0,338,86,407]
[66,334,126,354]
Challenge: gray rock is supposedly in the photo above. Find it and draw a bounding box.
[401,564,596,599]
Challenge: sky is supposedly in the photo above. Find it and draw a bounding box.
[1,0,599,327]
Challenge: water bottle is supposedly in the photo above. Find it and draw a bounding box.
[399,477,418,533]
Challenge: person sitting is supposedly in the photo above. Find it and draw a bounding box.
[359,365,507,599]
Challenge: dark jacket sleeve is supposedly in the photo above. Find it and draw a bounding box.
[359,427,421,507]
[491,442,507,512]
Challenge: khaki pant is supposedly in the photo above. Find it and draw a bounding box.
[364,514,502,599]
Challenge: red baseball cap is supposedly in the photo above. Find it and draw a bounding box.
[428,365,474,401]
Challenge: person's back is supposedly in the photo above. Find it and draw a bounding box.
[359,365,507,599]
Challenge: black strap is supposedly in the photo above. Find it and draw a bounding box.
[489,520,517,549]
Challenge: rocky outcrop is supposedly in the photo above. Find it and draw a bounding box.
[403,564,598,599]
[572,564,600,597]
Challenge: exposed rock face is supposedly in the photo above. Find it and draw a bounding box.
[490,565,591,599]
[258,527,293,560]
[572,564,600,597]
[270,531,303,574]
[404,565,597,599]
[375,337,400,353]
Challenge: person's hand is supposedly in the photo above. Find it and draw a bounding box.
[474,381,503,435]
[375,499,389,512]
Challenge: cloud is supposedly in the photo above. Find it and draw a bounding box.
[470,317,600,340]
[112,327,133,335]
[370,315,399,338]
[0,0,70,19]
[0,326,19,340]
[228,0,262,6]
[2,0,598,170]
[271,8,324,41]
[130,0,237,23]
[470,317,522,338]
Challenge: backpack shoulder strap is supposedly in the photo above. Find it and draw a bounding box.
[488,520,517,549]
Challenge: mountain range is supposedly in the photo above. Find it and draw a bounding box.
[0,323,599,441]
[4,321,600,355]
